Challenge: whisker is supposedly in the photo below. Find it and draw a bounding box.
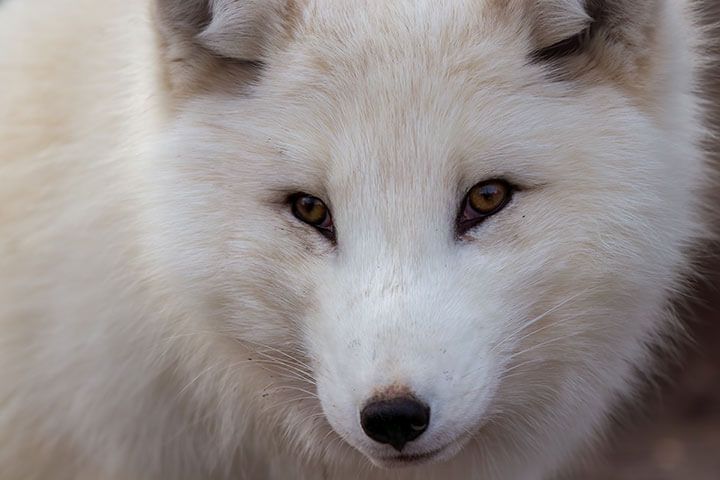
[253,351,315,383]
[490,289,593,356]
[236,338,315,373]
[267,384,320,399]
[505,330,588,363]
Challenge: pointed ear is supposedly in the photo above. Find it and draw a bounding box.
[153,0,298,93]
[528,0,665,79]
[530,0,593,51]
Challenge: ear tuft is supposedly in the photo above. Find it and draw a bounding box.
[195,0,289,61]
[528,0,667,84]
[156,0,292,61]
[154,0,297,92]
[532,0,593,51]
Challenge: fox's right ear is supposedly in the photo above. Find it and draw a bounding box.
[154,0,295,93]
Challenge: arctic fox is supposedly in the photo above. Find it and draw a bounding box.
[0,0,711,479]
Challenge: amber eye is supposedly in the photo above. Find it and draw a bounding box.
[457,180,512,235]
[290,193,335,240]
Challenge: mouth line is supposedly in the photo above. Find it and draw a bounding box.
[368,428,479,468]
[375,444,449,464]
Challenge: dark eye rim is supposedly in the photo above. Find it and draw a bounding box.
[456,179,514,237]
[288,193,336,242]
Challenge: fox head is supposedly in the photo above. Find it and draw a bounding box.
[148,0,707,473]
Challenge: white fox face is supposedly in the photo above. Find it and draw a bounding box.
[150,0,706,472]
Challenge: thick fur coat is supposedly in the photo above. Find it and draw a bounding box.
[0,1,712,479]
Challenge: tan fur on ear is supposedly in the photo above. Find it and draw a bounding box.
[197,0,289,61]
[154,0,301,94]
[531,0,592,49]
[579,0,667,89]
[527,0,661,54]
[517,0,673,89]
[156,0,293,61]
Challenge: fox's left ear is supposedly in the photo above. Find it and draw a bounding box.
[527,0,670,79]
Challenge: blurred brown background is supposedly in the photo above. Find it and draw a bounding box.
[583,274,720,480]
[579,2,720,478]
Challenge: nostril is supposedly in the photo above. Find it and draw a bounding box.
[360,396,430,452]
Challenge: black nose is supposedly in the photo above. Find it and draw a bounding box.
[360,396,430,452]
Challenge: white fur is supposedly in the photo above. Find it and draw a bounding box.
[0,1,711,479]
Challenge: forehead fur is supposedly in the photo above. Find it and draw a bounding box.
[171,0,696,225]
[296,0,530,61]
[183,1,665,183]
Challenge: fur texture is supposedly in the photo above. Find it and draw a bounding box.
[0,0,711,479]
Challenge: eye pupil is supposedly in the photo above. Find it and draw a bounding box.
[293,195,327,225]
[468,181,508,213]
[297,197,326,223]
[290,193,335,241]
[458,179,512,235]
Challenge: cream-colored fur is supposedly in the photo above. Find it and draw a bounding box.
[0,1,711,479]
